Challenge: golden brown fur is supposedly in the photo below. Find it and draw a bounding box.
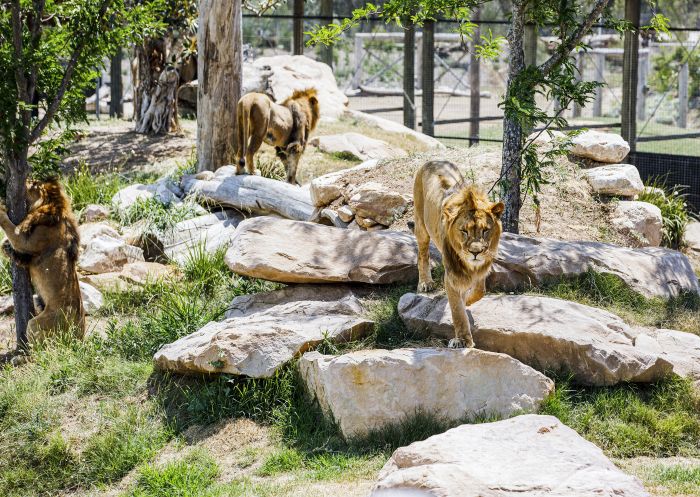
[413,161,504,348]
[0,179,85,344]
[236,88,320,184]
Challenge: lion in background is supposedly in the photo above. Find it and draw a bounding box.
[0,179,85,345]
[413,160,504,348]
[236,88,320,184]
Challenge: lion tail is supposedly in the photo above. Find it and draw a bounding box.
[237,99,248,168]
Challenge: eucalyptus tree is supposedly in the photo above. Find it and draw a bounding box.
[0,0,162,350]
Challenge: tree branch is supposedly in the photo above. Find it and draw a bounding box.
[539,0,611,76]
[29,0,112,144]
[27,1,46,110]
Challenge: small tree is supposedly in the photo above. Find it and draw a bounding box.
[309,1,668,233]
[0,0,161,350]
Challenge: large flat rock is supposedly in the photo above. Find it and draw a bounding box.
[635,329,700,386]
[153,285,373,378]
[584,164,644,197]
[570,130,630,163]
[182,173,315,222]
[398,293,672,386]
[225,217,423,284]
[299,348,553,440]
[162,210,245,263]
[371,414,649,497]
[309,133,405,161]
[492,232,699,299]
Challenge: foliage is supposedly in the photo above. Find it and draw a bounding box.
[127,450,220,497]
[63,162,128,211]
[541,376,700,457]
[0,257,11,295]
[637,179,691,249]
[115,196,200,236]
[649,46,700,99]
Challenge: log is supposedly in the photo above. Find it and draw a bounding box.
[197,0,242,171]
[182,172,315,221]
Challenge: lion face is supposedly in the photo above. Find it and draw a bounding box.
[443,189,504,269]
[26,180,44,206]
[276,142,304,185]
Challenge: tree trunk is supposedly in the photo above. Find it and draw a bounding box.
[6,151,32,350]
[469,8,481,146]
[197,0,242,172]
[499,3,527,234]
[133,39,179,135]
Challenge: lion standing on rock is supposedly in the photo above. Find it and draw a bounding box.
[236,88,320,184]
[0,179,85,345]
[414,161,504,348]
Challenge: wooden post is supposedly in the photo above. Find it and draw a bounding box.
[197,0,242,172]
[636,51,648,121]
[416,32,423,90]
[421,21,435,136]
[678,61,689,128]
[573,51,583,118]
[621,0,640,154]
[351,35,363,89]
[593,51,605,117]
[403,21,416,129]
[110,49,123,118]
[293,0,304,55]
[320,0,333,67]
[469,8,481,145]
[95,74,101,120]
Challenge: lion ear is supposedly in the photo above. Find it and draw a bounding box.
[309,95,318,106]
[442,196,462,222]
[491,202,505,219]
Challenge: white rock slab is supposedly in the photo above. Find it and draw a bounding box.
[492,232,699,299]
[225,217,424,284]
[635,329,700,385]
[346,182,410,226]
[162,210,245,264]
[79,281,103,315]
[398,293,672,386]
[584,164,644,197]
[182,173,315,221]
[78,222,121,249]
[81,204,110,222]
[309,133,405,161]
[611,200,663,247]
[570,130,630,163]
[154,285,373,377]
[685,221,700,252]
[299,348,554,440]
[309,159,380,207]
[119,261,176,285]
[347,109,445,149]
[78,234,145,274]
[371,414,649,497]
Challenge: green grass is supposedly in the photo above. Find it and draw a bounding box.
[534,270,700,334]
[125,450,220,497]
[115,196,201,235]
[0,257,11,295]
[541,376,700,458]
[641,463,700,495]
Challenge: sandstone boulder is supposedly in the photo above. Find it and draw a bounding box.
[119,261,176,285]
[372,414,649,497]
[81,204,110,222]
[635,329,700,385]
[610,200,663,247]
[346,182,410,226]
[685,221,700,252]
[111,184,155,216]
[78,223,121,249]
[300,348,554,439]
[347,109,445,149]
[225,217,424,284]
[78,234,145,274]
[79,281,103,314]
[154,285,373,377]
[570,130,630,163]
[309,133,405,161]
[398,293,672,385]
[0,295,14,314]
[309,159,380,207]
[182,173,315,221]
[492,232,699,299]
[162,210,245,263]
[584,164,644,197]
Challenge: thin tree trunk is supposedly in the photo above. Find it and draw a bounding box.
[197,0,242,172]
[6,151,32,350]
[499,2,527,234]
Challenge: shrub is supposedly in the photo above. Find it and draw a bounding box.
[637,179,690,249]
[63,162,126,212]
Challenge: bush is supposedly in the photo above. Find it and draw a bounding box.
[63,162,127,212]
[637,180,690,249]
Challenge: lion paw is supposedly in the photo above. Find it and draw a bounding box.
[448,337,475,349]
[417,281,436,293]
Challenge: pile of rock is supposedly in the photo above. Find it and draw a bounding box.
[310,160,411,230]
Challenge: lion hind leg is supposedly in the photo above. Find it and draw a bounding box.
[28,306,83,345]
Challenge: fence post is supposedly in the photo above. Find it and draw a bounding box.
[352,35,363,90]
[621,0,640,155]
[320,0,333,67]
[293,0,304,55]
[593,51,605,117]
[110,49,123,118]
[637,50,648,122]
[403,20,416,129]
[469,8,481,145]
[678,61,689,128]
[573,51,583,118]
[524,23,537,67]
[421,21,435,136]
[95,74,101,120]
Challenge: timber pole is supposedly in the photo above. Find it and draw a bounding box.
[621,0,640,155]
[293,0,304,55]
[421,21,435,137]
[469,8,481,145]
[403,19,416,129]
[110,49,123,118]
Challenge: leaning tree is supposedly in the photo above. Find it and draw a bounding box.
[0,0,161,350]
[309,0,668,233]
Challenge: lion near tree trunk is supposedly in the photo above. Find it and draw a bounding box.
[0,179,85,345]
[414,160,504,348]
[236,88,320,185]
